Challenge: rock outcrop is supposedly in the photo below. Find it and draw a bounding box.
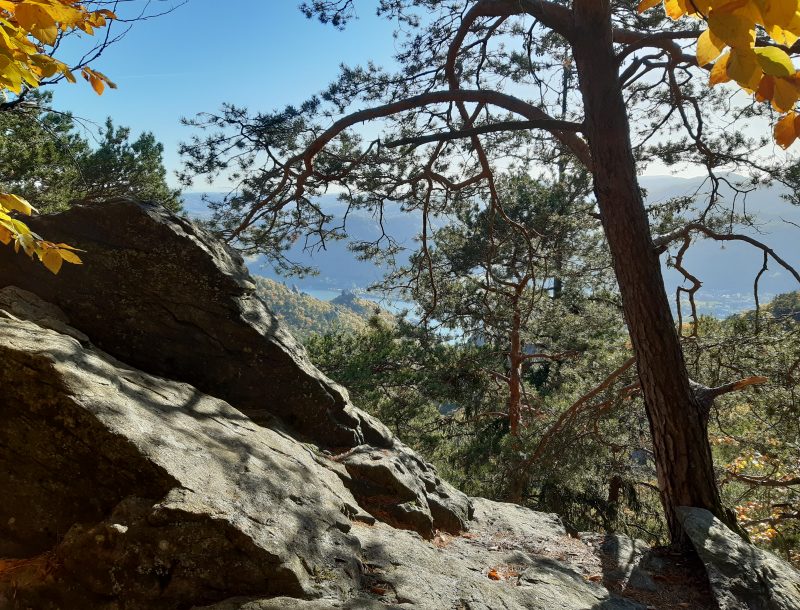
[0,200,371,448]
[1,311,362,606]
[0,200,470,538]
[0,296,640,609]
[578,534,658,593]
[678,507,800,610]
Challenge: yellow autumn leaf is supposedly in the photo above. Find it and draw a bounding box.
[754,46,796,77]
[710,50,733,85]
[0,192,37,215]
[88,72,104,94]
[13,4,59,44]
[15,232,35,256]
[727,47,761,90]
[81,67,116,95]
[771,75,800,111]
[756,74,776,101]
[637,0,663,13]
[40,248,63,274]
[768,23,800,46]
[685,0,713,14]
[713,0,750,15]
[54,242,82,251]
[708,11,755,48]
[727,1,763,24]
[697,29,726,66]
[774,111,798,148]
[0,1,116,95]
[29,54,62,79]
[57,248,82,265]
[756,0,798,29]
[664,0,689,19]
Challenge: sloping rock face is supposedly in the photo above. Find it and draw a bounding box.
[0,313,363,607]
[678,507,800,610]
[0,302,642,610]
[0,200,470,538]
[0,200,367,448]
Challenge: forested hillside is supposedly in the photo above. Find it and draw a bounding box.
[252,276,390,339]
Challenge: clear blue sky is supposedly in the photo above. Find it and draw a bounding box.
[48,1,398,189]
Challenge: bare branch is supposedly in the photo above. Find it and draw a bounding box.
[654,223,800,285]
[525,356,638,468]
[728,473,800,488]
[691,375,769,417]
[384,118,584,149]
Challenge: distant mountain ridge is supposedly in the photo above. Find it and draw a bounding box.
[183,176,800,317]
[181,192,424,290]
[644,175,800,316]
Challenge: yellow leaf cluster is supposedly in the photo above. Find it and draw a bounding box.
[0,193,82,273]
[0,1,113,271]
[0,1,116,94]
[639,0,800,148]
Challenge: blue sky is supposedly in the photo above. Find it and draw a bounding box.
[48,1,398,189]
[45,1,754,189]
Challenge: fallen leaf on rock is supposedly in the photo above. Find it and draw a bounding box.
[433,533,451,548]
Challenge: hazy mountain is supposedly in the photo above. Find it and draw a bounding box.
[180,192,220,221]
[641,175,800,315]
[181,191,424,290]
[182,177,800,316]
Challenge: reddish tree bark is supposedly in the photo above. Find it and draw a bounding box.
[571,0,735,546]
[508,284,524,439]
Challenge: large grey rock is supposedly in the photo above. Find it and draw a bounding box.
[0,285,88,342]
[0,199,378,449]
[0,309,645,609]
[579,533,658,592]
[202,499,643,610]
[336,445,472,537]
[0,315,363,609]
[0,200,471,537]
[678,507,800,610]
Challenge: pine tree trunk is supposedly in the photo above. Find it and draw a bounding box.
[508,287,523,438]
[571,1,733,546]
[507,283,526,503]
